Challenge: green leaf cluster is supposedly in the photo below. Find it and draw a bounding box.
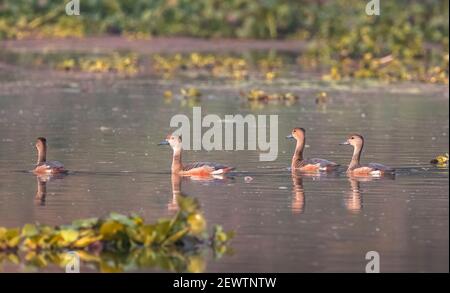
[0,196,233,272]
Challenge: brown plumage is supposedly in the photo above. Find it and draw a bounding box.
[287,127,339,172]
[33,137,67,175]
[159,134,234,177]
[340,133,394,176]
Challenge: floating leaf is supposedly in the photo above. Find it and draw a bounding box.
[213,225,234,246]
[99,221,125,240]
[60,229,79,243]
[430,153,449,165]
[177,196,200,213]
[187,214,206,235]
[0,201,233,273]
[243,89,299,103]
[109,213,137,227]
[71,217,98,229]
[21,224,39,237]
[180,87,202,98]
[155,220,172,243]
[163,90,173,99]
[163,228,189,245]
[72,235,102,248]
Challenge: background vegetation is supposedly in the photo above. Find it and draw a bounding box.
[0,0,447,43]
[0,0,448,83]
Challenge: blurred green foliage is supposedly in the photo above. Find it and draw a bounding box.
[0,195,233,272]
[0,0,447,43]
[0,0,448,83]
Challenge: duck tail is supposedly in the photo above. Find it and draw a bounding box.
[212,167,235,175]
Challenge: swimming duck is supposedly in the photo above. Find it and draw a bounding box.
[33,137,67,175]
[159,134,234,177]
[340,134,394,176]
[287,128,339,172]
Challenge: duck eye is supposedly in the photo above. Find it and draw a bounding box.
[351,136,354,139]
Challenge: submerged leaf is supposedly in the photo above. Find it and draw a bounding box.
[187,255,206,273]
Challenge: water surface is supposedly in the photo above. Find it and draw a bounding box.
[0,53,448,272]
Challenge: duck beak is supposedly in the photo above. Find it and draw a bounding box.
[158,140,169,146]
[286,135,294,139]
[339,141,350,145]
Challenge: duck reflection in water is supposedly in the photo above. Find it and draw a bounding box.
[169,174,182,212]
[168,173,235,212]
[291,171,340,214]
[345,177,363,213]
[34,176,47,205]
[291,172,305,214]
[33,173,67,206]
[344,175,395,213]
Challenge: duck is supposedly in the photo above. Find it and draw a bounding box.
[159,134,235,177]
[340,134,394,176]
[33,137,67,175]
[287,127,339,172]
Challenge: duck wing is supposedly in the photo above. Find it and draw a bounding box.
[368,163,394,173]
[307,158,339,167]
[46,161,65,169]
[183,162,234,174]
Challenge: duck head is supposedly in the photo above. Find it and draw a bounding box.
[286,127,305,141]
[340,134,364,149]
[159,134,183,151]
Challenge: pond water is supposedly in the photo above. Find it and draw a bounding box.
[0,52,448,272]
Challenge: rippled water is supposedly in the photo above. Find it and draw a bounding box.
[0,56,448,272]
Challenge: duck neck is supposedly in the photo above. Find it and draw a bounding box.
[171,147,183,174]
[291,138,305,169]
[37,146,47,165]
[348,144,362,171]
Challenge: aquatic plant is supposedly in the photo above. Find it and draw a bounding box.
[1,1,447,85]
[242,89,298,102]
[180,87,202,98]
[151,52,286,81]
[56,53,139,76]
[0,196,233,272]
[153,53,249,80]
[430,153,449,167]
[321,52,449,84]
[315,92,328,104]
[1,1,447,42]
